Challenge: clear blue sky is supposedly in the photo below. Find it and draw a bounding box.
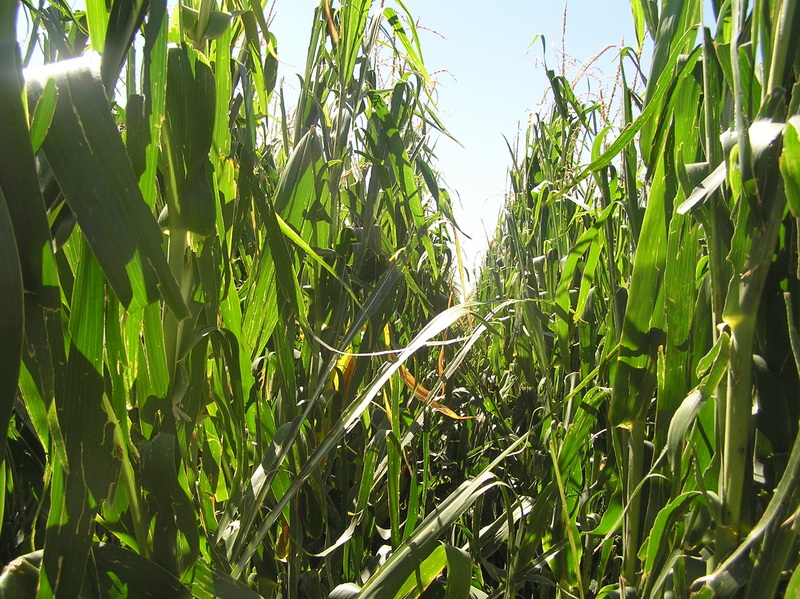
[269,1,640,272]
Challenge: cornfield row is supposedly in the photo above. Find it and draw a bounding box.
[0,0,799,597]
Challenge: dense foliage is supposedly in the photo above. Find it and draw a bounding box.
[1,0,800,597]
[474,0,800,596]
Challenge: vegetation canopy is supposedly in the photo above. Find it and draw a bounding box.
[1,0,800,597]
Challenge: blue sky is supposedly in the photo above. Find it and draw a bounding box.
[269,1,639,271]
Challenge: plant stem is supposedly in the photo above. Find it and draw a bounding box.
[622,423,645,586]
[550,440,586,599]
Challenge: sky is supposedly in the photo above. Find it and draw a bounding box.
[267,0,640,273]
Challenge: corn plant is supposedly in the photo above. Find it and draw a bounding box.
[475,0,800,597]
[5,0,800,597]
[0,0,512,597]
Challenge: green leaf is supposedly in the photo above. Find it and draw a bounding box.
[553,203,614,362]
[609,149,670,428]
[101,0,149,91]
[0,188,23,471]
[786,561,800,598]
[639,492,700,581]
[139,432,200,573]
[26,55,189,318]
[63,238,120,500]
[442,544,472,599]
[184,558,262,599]
[0,3,65,457]
[94,543,191,598]
[698,420,800,593]
[586,496,623,536]
[138,0,169,207]
[658,211,700,439]
[359,474,495,598]
[574,32,700,183]
[232,303,475,578]
[86,0,109,53]
[0,556,39,599]
[181,5,232,42]
[359,435,528,599]
[28,76,56,152]
[780,115,800,217]
[162,44,217,239]
[394,544,446,599]
[40,462,97,596]
[382,6,430,85]
[272,128,325,232]
[628,0,646,50]
[5,545,192,598]
[40,238,120,597]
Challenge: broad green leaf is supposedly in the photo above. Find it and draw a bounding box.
[139,0,169,207]
[218,422,293,563]
[558,386,610,473]
[676,161,727,214]
[383,6,431,85]
[262,194,309,332]
[442,544,472,599]
[40,239,120,597]
[330,584,361,598]
[586,496,623,536]
[658,212,699,439]
[364,437,525,597]
[86,0,109,53]
[40,461,97,596]
[181,5,232,42]
[63,238,120,503]
[609,147,670,429]
[338,0,371,86]
[366,88,437,276]
[26,55,189,318]
[6,545,192,598]
[0,555,39,597]
[698,420,800,593]
[553,203,614,363]
[638,492,700,581]
[786,562,800,598]
[273,128,324,230]
[276,211,357,301]
[162,44,217,239]
[638,0,702,162]
[212,20,233,157]
[628,0,646,51]
[94,544,190,597]
[394,544,446,599]
[241,247,279,353]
